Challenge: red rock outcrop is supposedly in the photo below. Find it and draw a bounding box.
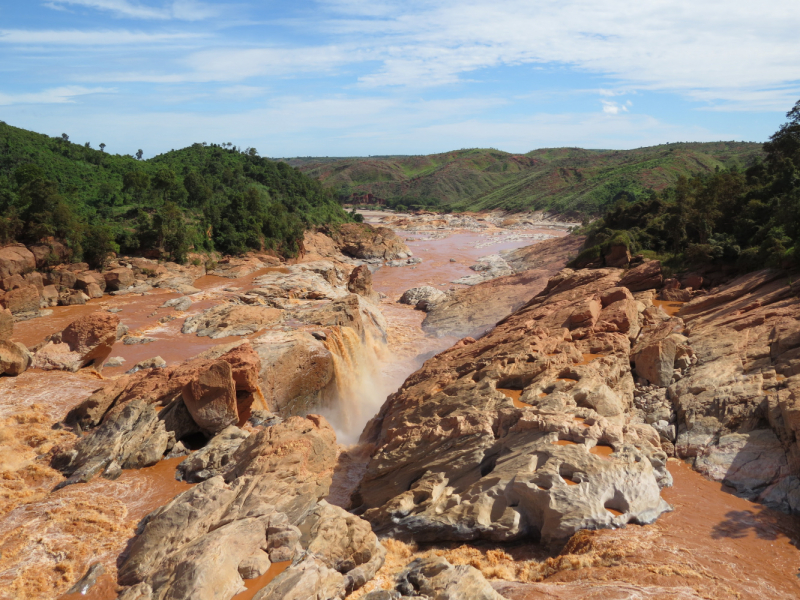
[0,245,36,279]
[33,311,119,372]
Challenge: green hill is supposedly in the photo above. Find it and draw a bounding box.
[0,122,351,266]
[287,142,764,216]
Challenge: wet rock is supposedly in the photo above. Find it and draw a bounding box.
[0,284,41,315]
[33,311,119,372]
[348,264,380,303]
[161,296,192,311]
[182,304,283,338]
[65,562,105,595]
[117,416,381,600]
[0,340,31,376]
[123,336,156,345]
[253,331,335,414]
[394,557,504,600]
[53,399,174,488]
[355,267,671,546]
[618,260,662,292]
[399,286,446,309]
[0,244,36,279]
[104,267,135,291]
[105,356,126,367]
[126,356,167,373]
[182,359,239,435]
[452,254,513,285]
[40,284,59,307]
[177,425,250,482]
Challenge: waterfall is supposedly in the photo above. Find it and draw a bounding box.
[321,325,392,445]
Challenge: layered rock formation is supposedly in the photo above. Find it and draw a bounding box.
[355,267,672,546]
[115,415,385,600]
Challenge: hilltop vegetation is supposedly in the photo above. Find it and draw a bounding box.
[574,100,800,273]
[288,142,763,215]
[0,122,351,267]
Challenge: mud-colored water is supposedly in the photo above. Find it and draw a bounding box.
[653,299,686,317]
[230,561,291,600]
[589,444,614,458]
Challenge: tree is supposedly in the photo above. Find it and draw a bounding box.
[61,133,69,142]
[153,202,190,262]
[83,222,119,269]
[136,149,143,160]
[99,143,106,152]
[123,171,150,202]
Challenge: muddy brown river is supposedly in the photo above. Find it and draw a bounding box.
[2,225,800,599]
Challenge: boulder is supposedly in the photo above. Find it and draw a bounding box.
[0,284,41,315]
[49,268,77,289]
[60,290,89,306]
[181,360,239,435]
[330,223,410,260]
[161,296,192,311]
[660,287,692,302]
[633,337,678,387]
[399,286,446,309]
[28,240,71,268]
[104,267,135,291]
[86,282,104,299]
[347,265,380,303]
[603,243,631,268]
[176,425,250,482]
[619,260,663,292]
[0,245,35,279]
[182,304,283,339]
[393,557,504,600]
[33,311,120,372]
[0,340,31,376]
[1,273,25,291]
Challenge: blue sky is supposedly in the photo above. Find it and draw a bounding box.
[1,0,799,158]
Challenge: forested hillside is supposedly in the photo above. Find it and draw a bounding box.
[288,142,763,215]
[0,122,351,267]
[572,100,800,273]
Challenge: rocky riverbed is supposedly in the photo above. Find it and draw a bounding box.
[1,213,799,600]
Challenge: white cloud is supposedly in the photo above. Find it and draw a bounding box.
[0,86,115,106]
[601,100,628,114]
[45,0,219,21]
[0,28,203,45]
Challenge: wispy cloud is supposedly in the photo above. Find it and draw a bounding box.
[0,28,203,45]
[45,0,219,21]
[0,86,115,106]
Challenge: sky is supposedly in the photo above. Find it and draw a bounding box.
[1,0,799,158]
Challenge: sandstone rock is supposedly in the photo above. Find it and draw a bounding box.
[330,223,410,260]
[453,254,513,285]
[399,286,446,309]
[86,282,104,299]
[0,340,31,376]
[126,356,167,373]
[355,267,671,546]
[60,289,89,306]
[116,416,381,600]
[182,304,283,338]
[104,267,135,291]
[249,263,348,302]
[619,260,662,292]
[177,425,250,482]
[0,307,12,341]
[41,284,59,307]
[253,331,335,414]
[33,311,119,372]
[634,337,678,387]
[182,360,239,435]
[604,243,631,268]
[0,244,35,279]
[1,273,25,291]
[28,240,71,268]
[209,255,267,278]
[238,552,272,580]
[0,284,40,315]
[393,557,504,600]
[161,296,192,311]
[348,265,380,303]
[53,399,174,488]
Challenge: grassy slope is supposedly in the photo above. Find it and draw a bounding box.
[287,142,764,215]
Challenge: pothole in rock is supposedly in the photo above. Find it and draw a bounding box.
[575,353,605,366]
[590,444,614,459]
[230,561,291,600]
[497,387,533,409]
[559,464,580,486]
